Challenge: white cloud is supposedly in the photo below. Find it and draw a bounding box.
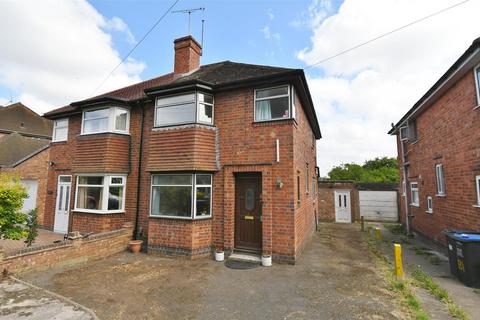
[105,16,136,44]
[298,0,480,176]
[267,9,274,21]
[261,26,280,41]
[0,0,145,115]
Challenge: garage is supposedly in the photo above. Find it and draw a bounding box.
[359,190,398,222]
[21,179,38,213]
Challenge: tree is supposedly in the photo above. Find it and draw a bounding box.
[0,173,38,245]
[327,157,399,183]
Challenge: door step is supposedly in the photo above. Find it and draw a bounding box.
[229,252,261,264]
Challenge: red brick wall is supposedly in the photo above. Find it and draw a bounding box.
[396,69,480,244]
[1,147,50,225]
[1,225,133,274]
[317,181,359,222]
[73,133,130,173]
[146,126,217,171]
[174,37,201,75]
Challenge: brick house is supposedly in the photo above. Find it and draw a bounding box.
[43,36,321,262]
[0,102,52,225]
[389,37,480,244]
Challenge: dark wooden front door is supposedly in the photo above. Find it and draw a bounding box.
[235,174,262,251]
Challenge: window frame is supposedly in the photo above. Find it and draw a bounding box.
[149,173,213,220]
[81,106,130,135]
[52,118,69,142]
[73,174,126,214]
[399,126,408,141]
[254,85,293,122]
[410,182,419,206]
[476,175,480,206]
[154,92,214,128]
[305,164,309,194]
[426,196,433,213]
[435,164,446,196]
[474,65,480,108]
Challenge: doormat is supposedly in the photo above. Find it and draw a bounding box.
[224,259,258,270]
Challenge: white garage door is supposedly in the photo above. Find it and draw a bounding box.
[21,179,38,213]
[359,191,398,222]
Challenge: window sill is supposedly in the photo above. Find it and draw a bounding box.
[426,210,433,214]
[149,215,212,221]
[409,203,419,207]
[73,209,125,215]
[435,194,447,197]
[473,105,480,110]
[472,205,480,208]
[152,122,215,130]
[410,139,420,145]
[51,140,67,144]
[78,131,130,137]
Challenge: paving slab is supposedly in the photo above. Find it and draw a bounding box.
[0,278,94,320]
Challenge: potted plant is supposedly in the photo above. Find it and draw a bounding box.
[214,246,224,261]
[261,253,272,267]
[129,239,143,253]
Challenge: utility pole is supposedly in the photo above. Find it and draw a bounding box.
[171,7,205,35]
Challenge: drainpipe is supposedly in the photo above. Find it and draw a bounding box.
[133,101,145,240]
[399,131,411,236]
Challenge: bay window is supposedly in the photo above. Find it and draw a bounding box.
[254,85,295,122]
[150,173,212,219]
[75,175,126,213]
[82,107,130,134]
[155,92,214,127]
[53,119,68,142]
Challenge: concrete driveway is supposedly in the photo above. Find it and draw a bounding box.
[20,223,401,320]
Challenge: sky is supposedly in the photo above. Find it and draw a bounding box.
[0,0,479,175]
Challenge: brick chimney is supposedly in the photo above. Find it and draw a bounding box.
[174,36,202,75]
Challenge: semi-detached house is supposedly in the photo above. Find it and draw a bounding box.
[43,36,321,262]
[389,37,480,245]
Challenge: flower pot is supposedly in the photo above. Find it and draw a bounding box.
[214,251,225,262]
[262,255,272,267]
[129,240,143,253]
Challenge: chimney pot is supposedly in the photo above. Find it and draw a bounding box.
[174,36,202,76]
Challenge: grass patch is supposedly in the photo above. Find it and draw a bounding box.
[411,269,468,320]
[363,231,429,320]
[410,246,434,257]
[384,223,406,235]
[473,288,480,295]
[428,255,441,266]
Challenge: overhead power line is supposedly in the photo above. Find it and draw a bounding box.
[90,0,181,96]
[304,0,471,69]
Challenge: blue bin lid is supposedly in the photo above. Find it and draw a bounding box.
[450,233,480,241]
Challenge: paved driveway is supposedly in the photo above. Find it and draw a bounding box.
[21,223,401,320]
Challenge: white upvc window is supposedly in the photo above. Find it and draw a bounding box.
[52,118,68,142]
[150,173,212,219]
[154,92,214,127]
[399,126,408,141]
[254,85,294,122]
[81,106,130,135]
[474,65,480,107]
[74,174,126,213]
[426,196,433,213]
[435,164,446,195]
[410,182,419,206]
[402,181,406,196]
[305,164,309,194]
[476,176,480,206]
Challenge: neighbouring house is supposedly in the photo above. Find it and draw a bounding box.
[389,37,480,244]
[0,102,52,225]
[42,36,321,262]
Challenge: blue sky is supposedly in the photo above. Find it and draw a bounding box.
[0,0,478,174]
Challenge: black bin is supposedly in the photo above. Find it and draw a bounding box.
[444,230,480,288]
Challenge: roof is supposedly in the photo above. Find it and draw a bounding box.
[0,102,53,138]
[389,37,480,134]
[0,133,50,167]
[43,61,321,138]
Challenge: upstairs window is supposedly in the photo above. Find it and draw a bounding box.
[53,119,68,142]
[254,85,293,122]
[476,176,480,206]
[435,164,445,195]
[475,66,480,106]
[155,92,214,127]
[82,107,129,134]
[399,126,408,141]
[408,120,418,142]
[410,182,419,206]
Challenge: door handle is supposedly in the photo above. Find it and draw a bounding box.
[244,215,254,220]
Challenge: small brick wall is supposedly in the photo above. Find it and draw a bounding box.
[318,181,359,222]
[0,224,133,274]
